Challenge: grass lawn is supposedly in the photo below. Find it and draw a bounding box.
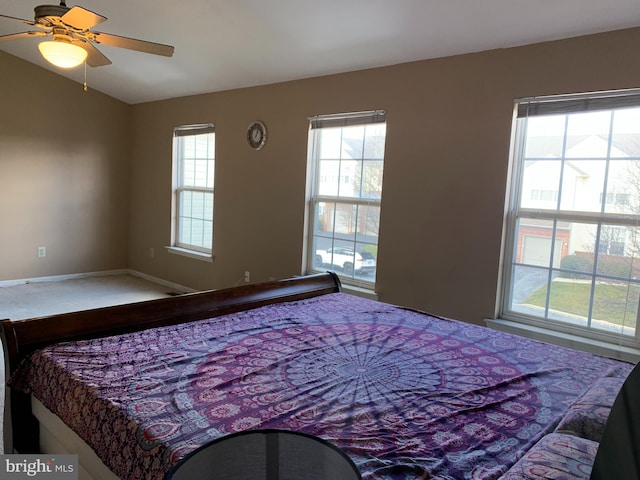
[525,280,639,327]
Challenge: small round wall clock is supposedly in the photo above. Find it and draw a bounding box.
[247,121,267,150]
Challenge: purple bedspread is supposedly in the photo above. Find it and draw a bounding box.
[10,293,631,479]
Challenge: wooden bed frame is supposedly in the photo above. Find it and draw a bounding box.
[0,272,342,455]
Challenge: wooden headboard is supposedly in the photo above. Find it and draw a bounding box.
[0,272,341,453]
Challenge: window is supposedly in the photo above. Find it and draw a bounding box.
[306,111,386,289]
[502,90,640,347]
[172,124,215,256]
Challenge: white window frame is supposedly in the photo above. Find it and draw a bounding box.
[170,124,215,259]
[305,110,386,290]
[500,89,640,351]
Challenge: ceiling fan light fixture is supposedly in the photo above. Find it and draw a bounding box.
[38,40,87,69]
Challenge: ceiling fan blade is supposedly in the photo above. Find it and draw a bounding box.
[77,40,111,67]
[89,31,174,57]
[0,31,48,43]
[61,6,106,31]
[0,13,36,26]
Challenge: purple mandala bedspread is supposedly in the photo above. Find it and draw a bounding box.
[10,293,631,479]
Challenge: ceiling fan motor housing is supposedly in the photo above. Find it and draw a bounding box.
[34,4,69,24]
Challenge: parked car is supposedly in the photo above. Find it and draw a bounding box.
[315,247,376,275]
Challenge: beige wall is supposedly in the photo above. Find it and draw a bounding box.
[0,51,131,281]
[128,28,640,324]
[2,28,640,326]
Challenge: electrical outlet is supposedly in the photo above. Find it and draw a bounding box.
[37,246,46,258]
[244,271,250,283]
[149,247,155,258]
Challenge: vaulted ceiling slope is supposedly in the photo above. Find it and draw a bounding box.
[1,0,639,104]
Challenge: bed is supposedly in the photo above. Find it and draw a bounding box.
[0,272,634,479]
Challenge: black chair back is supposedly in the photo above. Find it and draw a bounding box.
[165,429,362,480]
[590,362,640,479]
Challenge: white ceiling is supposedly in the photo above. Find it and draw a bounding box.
[1,0,640,105]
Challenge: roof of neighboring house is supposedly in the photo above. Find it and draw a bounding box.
[525,134,640,159]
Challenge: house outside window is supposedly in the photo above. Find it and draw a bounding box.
[501,90,640,348]
[306,111,386,289]
[171,124,215,257]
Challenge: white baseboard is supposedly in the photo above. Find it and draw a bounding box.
[128,270,195,294]
[0,269,129,288]
[0,269,194,294]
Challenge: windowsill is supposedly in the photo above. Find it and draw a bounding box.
[342,284,379,301]
[485,318,640,364]
[165,246,214,263]
[308,269,378,299]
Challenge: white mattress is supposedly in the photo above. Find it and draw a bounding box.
[32,396,119,480]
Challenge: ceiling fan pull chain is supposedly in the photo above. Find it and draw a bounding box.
[83,60,88,92]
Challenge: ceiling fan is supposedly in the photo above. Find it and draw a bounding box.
[0,1,174,69]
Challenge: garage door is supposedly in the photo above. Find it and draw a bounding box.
[522,235,562,268]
